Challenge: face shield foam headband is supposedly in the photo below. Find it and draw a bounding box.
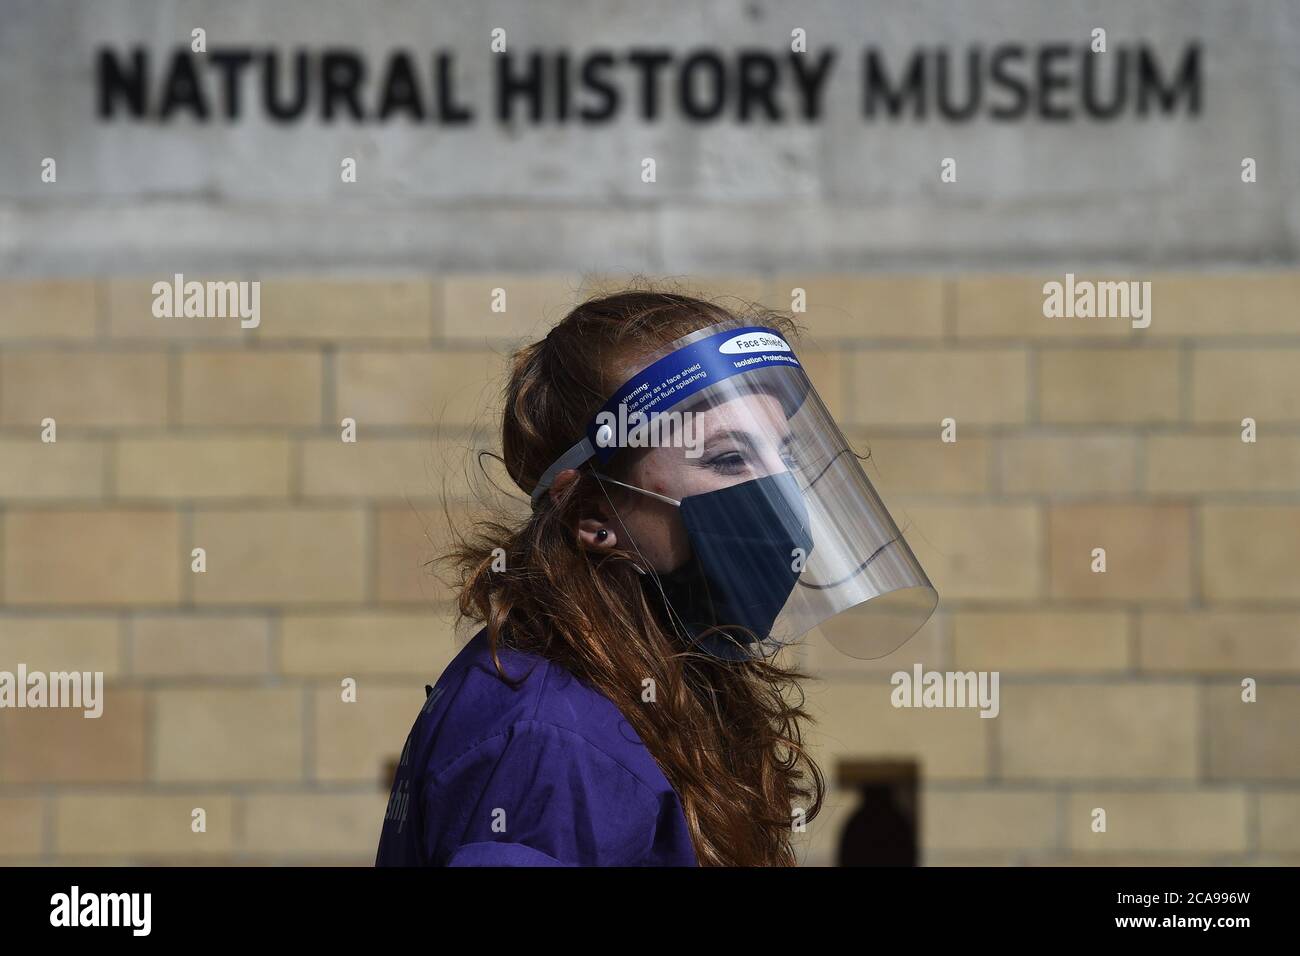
[529,321,938,661]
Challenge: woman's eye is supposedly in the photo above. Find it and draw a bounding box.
[706,452,747,474]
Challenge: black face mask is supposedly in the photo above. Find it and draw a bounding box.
[641,470,815,660]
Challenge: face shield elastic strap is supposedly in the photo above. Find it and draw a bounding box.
[531,435,597,509]
[589,472,681,507]
[586,471,710,654]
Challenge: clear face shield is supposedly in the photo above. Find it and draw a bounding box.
[530,321,938,662]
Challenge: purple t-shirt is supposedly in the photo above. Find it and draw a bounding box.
[375,626,698,866]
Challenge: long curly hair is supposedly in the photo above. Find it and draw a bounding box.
[444,283,826,866]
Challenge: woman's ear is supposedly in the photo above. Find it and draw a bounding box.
[577,515,617,550]
[548,468,578,502]
[549,468,618,549]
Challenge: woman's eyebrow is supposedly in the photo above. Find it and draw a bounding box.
[702,428,755,448]
[702,428,797,448]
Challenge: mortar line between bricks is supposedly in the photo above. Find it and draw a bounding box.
[1039,497,1050,603]
[1126,606,1140,675]
[940,605,954,672]
[302,683,315,785]
[43,786,56,861]
[1247,787,1260,855]
[1196,507,1213,616]
[144,681,157,790]
[233,785,246,854]
[268,606,283,684]
[167,346,182,429]
[989,430,1003,496]
[1056,789,1068,854]
[365,504,378,604]
[1198,676,1210,786]
[102,434,116,500]
[322,344,336,428]
[120,609,133,679]
[1026,344,1039,426]
[289,435,303,503]
[181,506,194,607]
[986,697,1000,782]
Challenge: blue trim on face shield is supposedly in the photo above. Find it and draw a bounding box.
[587,326,799,465]
[530,325,804,507]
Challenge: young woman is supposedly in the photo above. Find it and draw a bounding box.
[375,289,936,867]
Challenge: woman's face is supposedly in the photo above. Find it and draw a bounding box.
[602,391,796,572]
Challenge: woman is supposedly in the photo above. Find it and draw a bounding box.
[375,288,936,867]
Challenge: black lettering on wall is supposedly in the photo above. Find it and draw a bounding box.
[1036,45,1073,120]
[97,47,148,118]
[737,50,781,121]
[377,51,424,120]
[435,53,474,124]
[88,41,1205,126]
[1138,43,1201,116]
[625,49,673,121]
[159,51,210,120]
[555,51,571,123]
[789,49,835,121]
[935,49,979,121]
[209,50,253,120]
[497,51,544,122]
[578,51,618,122]
[1082,47,1127,119]
[321,49,366,121]
[863,48,926,119]
[678,51,727,122]
[264,50,310,122]
[988,45,1029,119]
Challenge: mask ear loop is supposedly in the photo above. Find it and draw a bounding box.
[590,470,783,663]
[591,474,769,753]
[588,472,699,650]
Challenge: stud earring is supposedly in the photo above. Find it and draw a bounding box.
[596,529,609,542]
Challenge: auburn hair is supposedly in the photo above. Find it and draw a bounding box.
[443,281,825,866]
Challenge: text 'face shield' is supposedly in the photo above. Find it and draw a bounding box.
[536,321,938,661]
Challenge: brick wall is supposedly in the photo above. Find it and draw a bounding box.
[1,273,1297,864]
